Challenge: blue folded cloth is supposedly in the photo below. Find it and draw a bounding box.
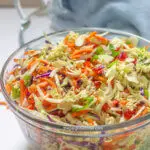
[48,0,150,39]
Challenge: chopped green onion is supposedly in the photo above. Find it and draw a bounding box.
[72,96,94,112]
[108,60,118,68]
[109,44,115,51]
[112,50,120,57]
[95,46,104,55]
[12,87,20,99]
[124,68,131,73]
[144,89,149,98]
[92,55,99,61]
[109,44,120,57]
[83,96,94,104]
[23,74,32,87]
[126,40,131,45]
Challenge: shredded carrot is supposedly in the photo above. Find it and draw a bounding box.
[103,141,116,150]
[86,118,94,125]
[28,84,37,93]
[42,89,47,96]
[96,98,101,105]
[84,61,91,67]
[9,70,15,75]
[39,59,49,65]
[66,42,75,47]
[72,49,93,56]
[37,66,50,74]
[20,79,25,106]
[72,79,77,88]
[70,54,81,59]
[38,81,49,88]
[5,84,12,95]
[0,101,7,106]
[27,98,35,105]
[42,100,57,111]
[64,35,75,48]
[103,131,133,150]
[72,110,89,118]
[27,58,37,69]
[81,68,87,73]
[135,107,148,119]
[42,100,52,107]
[41,78,56,88]
[27,104,34,110]
[14,58,19,62]
[120,100,128,106]
[64,35,69,44]
[24,50,36,55]
[98,76,107,83]
[12,79,17,84]
[89,31,97,36]
[142,107,148,115]
[45,105,57,112]
[86,31,97,42]
[112,132,132,143]
[94,35,108,45]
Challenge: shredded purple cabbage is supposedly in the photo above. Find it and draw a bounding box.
[21,68,27,74]
[34,71,51,79]
[99,131,105,145]
[77,79,83,87]
[140,88,144,96]
[88,112,100,120]
[64,82,71,91]
[45,40,51,44]
[50,109,65,118]
[65,140,98,150]
[26,91,31,97]
[13,64,21,68]
[97,65,104,69]
[47,115,55,123]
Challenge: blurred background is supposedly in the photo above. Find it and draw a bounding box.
[0,2,42,149]
[0,0,41,7]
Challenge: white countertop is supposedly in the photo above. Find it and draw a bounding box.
[0,8,32,150]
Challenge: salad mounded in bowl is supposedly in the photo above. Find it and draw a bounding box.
[5,31,150,127]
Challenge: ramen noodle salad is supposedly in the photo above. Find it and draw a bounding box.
[4,31,150,150]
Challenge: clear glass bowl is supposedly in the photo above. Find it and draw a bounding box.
[1,28,150,150]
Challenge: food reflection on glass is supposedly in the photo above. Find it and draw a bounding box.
[4,31,150,149]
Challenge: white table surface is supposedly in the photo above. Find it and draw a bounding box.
[0,8,33,150]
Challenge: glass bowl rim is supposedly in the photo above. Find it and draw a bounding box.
[1,27,150,132]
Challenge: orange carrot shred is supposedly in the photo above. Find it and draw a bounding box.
[41,78,56,88]
[72,49,93,56]
[39,59,49,65]
[142,107,148,115]
[38,82,49,88]
[70,54,81,59]
[98,76,107,83]
[27,59,37,69]
[0,101,7,106]
[5,84,12,95]
[120,100,128,106]
[20,79,25,106]
[72,110,89,118]
[24,50,36,55]
[86,118,94,125]
[94,35,108,45]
